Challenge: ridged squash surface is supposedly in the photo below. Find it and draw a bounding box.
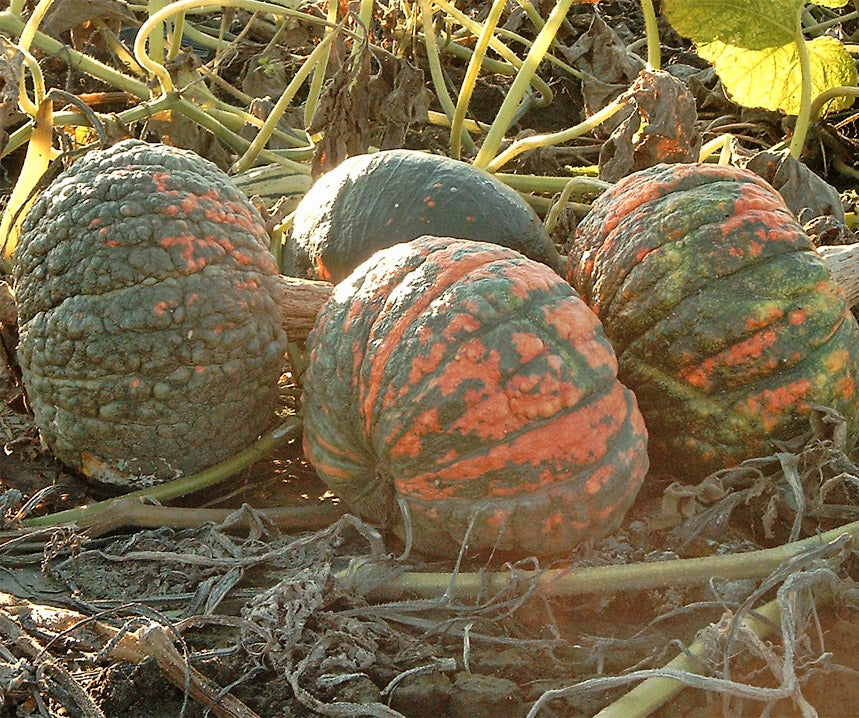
[566,162,859,478]
[303,236,648,557]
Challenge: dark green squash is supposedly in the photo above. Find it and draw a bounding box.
[302,236,648,557]
[14,139,289,488]
[566,162,859,478]
[283,149,561,283]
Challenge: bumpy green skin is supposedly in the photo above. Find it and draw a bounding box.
[303,236,648,558]
[566,162,859,478]
[14,139,288,487]
[284,149,561,283]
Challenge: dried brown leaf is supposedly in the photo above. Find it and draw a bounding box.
[309,48,429,176]
[43,0,136,35]
[744,148,845,224]
[598,69,701,183]
[562,14,640,135]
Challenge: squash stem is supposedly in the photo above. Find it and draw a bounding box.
[22,418,302,529]
[420,0,476,153]
[304,0,339,128]
[347,519,859,602]
[585,598,783,718]
[809,84,859,119]
[639,0,661,71]
[484,95,628,172]
[789,8,813,159]
[231,21,345,173]
[432,0,553,106]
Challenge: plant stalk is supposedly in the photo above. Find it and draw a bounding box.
[23,418,302,529]
[350,519,859,602]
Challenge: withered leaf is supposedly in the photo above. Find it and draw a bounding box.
[562,14,640,136]
[309,47,429,177]
[744,148,845,224]
[599,69,701,183]
[43,0,136,35]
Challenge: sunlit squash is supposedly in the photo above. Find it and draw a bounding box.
[302,236,648,557]
[566,162,859,478]
[284,149,561,283]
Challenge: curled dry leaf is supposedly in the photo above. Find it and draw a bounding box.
[744,148,845,224]
[598,69,701,183]
[309,47,429,176]
[562,13,640,136]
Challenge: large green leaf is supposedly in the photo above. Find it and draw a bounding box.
[698,35,857,114]
[662,0,854,115]
[663,0,847,48]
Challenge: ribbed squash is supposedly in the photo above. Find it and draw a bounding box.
[283,149,561,283]
[303,236,648,557]
[14,139,288,488]
[566,162,859,478]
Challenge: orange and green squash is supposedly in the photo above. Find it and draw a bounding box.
[566,162,859,478]
[302,236,648,557]
[13,139,289,488]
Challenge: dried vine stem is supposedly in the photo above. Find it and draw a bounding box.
[0,592,261,718]
[344,521,859,603]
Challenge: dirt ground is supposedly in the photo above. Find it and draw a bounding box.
[3,0,859,716]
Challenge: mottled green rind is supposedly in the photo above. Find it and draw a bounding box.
[567,162,859,478]
[303,237,648,558]
[14,139,288,486]
[284,150,561,283]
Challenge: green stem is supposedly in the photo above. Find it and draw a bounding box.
[147,0,168,66]
[804,8,857,34]
[809,84,859,119]
[171,95,311,172]
[0,10,150,99]
[514,0,581,78]
[473,0,576,169]
[4,93,175,157]
[23,418,302,529]
[484,95,628,172]
[497,171,606,193]
[352,519,859,602]
[591,599,782,718]
[420,0,476,153]
[305,0,339,128]
[167,9,187,60]
[789,9,813,159]
[432,0,552,106]
[698,133,734,164]
[543,178,596,234]
[450,0,506,159]
[639,0,661,71]
[134,0,354,98]
[232,22,344,173]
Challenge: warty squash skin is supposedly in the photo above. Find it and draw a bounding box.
[566,162,859,479]
[283,149,562,283]
[302,236,648,557]
[14,139,289,487]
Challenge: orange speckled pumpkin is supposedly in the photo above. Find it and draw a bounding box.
[302,236,648,557]
[567,162,859,478]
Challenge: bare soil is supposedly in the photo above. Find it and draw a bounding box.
[3,1,859,716]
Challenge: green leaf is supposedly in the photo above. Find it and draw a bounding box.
[662,0,855,116]
[664,0,849,48]
[697,35,857,114]
[663,0,803,48]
